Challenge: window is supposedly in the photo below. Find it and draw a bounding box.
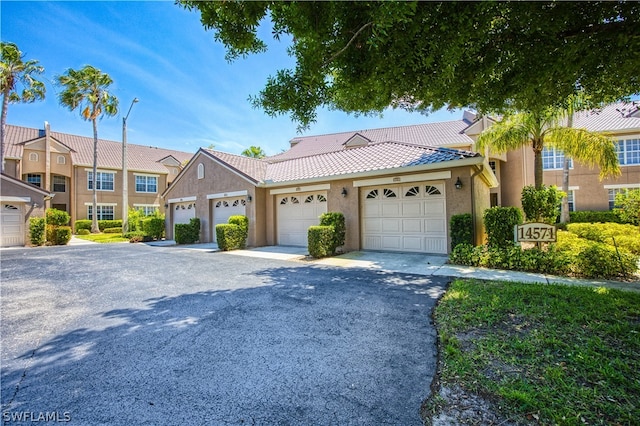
[135,175,158,193]
[542,147,572,170]
[29,152,39,162]
[57,155,66,165]
[383,189,397,198]
[197,163,204,179]
[616,139,640,165]
[608,188,631,210]
[53,175,66,192]
[405,186,420,197]
[88,205,115,220]
[425,185,442,195]
[366,190,379,199]
[567,190,575,212]
[87,171,114,191]
[26,174,41,187]
[134,205,158,216]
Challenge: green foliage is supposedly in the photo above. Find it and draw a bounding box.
[75,220,92,233]
[574,242,637,280]
[450,213,473,250]
[103,227,123,234]
[175,218,200,244]
[567,223,640,255]
[449,243,484,267]
[240,146,266,158]
[54,226,72,245]
[180,1,639,129]
[308,226,335,258]
[319,212,346,254]
[141,216,165,240]
[29,217,46,246]
[76,229,91,236]
[614,188,640,225]
[45,208,70,226]
[98,220,122,231]
[483,207,522,248]
[124,231,150,243]
[228,215,249,248]
[215,224,243,251]
[127,208,145,232]
[569,210,624,224]
[521,185,564,224]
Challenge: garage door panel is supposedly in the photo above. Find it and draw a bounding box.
[213,198,246,242]
[362,181,447,254]
[277,192,327,247]
[1,204,25,247]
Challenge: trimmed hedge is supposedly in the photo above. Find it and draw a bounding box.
[319,212,346,254]
[450,213,473,250]
[29,217,46,246]
[308,225,334,258]
[46,208,70,226]
[484,207,523,248]
[141,216,165,240]
[216,215,248,251]
[175,218,200,244]
[103,227,123,234]
[566,223,640,255]
[521,185,563,224]
[74,219,124,233]
[569,210,624,224]
[77,229,91,236]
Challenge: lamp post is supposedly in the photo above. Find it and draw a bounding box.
[122,97,139,235]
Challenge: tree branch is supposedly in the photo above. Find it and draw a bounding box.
[323,22,373,67]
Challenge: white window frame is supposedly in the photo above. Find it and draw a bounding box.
[52,175,66,193]
[134,174,158,193]
[542,147,572,170]
[87,171,115,191]
[26,174,42,187]
[197,163,204,179]
[133,204,159,216]
[616,138,640,166]
[87,204,116,220]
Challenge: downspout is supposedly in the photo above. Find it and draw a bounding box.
[470,164,484,245]
[44,122,51,209]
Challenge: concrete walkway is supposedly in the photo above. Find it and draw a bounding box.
[148,241,640,293]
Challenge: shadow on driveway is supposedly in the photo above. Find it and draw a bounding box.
[2,257,447,425]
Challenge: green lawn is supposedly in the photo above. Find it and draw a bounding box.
[433,279,640,425]
[75,233,129,243]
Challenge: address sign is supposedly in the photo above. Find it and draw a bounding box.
[514,223,557,243]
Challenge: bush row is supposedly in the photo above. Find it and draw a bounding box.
[75,219,123,233]
[29,209,72,246]
[450,231,638,280]
[566,222,640,255]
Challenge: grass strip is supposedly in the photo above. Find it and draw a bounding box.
[434,279,640,425]
[75,233,129,243]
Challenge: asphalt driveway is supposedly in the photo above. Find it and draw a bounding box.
[1,243,447,425]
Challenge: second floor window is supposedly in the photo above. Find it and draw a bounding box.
[26,174,42,187]
[53,175,66,192]
[135,175,158,193]
[616,139,640,165]
[88,171,114,191]
[542,147,572,170]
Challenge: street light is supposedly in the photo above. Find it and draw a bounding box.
[122,97,139,235]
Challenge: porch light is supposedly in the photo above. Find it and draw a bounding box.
[341,187,348,197]
[455,177,463,189]
[247,195,252,202]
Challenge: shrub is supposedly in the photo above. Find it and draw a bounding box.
[614,188,640,225]
[521,185,564,224]
[308,226,334,258]
[29,217,46,246]
[575,242,637,279]
[216,224,243,251]
[103,227,123,234]
[319,212,346,254]
[141,216,165,240]
[567,222,640,255]
[125,231,148,243]
[75,220,92,233]
[569,210,624,224]
[449,243,485,267]
[175,218,200,244]
[450,213,473,250]
[228,215,249,248]
[127,208,145,232]
[77,229,91,236]
[98,220,122,231]
[484,207,522,248]
[54,226,72,245]
[46,208,70,226]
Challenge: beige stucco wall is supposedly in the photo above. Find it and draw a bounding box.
[0,177,48,245]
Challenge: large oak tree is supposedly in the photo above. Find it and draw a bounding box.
[180,1,639,128]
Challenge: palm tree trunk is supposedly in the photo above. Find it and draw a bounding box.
[91,118,99,233]
[560,113,573,224]
[0,87,10,174]
[534,148,544,189]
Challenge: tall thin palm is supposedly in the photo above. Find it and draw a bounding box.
[0,42,46,174]
[57,65,118,233]
[476,107,620,190]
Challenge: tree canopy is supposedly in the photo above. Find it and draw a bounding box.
[241,145,266,158]
[180,1,640,128]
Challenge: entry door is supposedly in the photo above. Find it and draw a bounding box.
[277,192,327,246]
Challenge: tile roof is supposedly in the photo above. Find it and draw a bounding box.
[4,124,193,173]
[201,148,268,183]
[571,101,640,133]
[268,119,475,161]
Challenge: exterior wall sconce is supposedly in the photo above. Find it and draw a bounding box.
[32,202,39,209]
[164,203,168,209]
[247,195,252,202]
[455,177,463,189]
[341,187,348,197]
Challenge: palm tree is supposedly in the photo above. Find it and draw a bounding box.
[241,145,266,158]
[476,106,620,191]
[1,42,46,174]
[57,65,118,233]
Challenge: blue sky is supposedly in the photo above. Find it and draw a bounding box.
[1,1,464,156]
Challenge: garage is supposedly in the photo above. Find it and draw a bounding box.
[1,203,25,247]
[361,182,447,254]
[212,197,246,242]
[277,192,327,246]
[173,201,196,231]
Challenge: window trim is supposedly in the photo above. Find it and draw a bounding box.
[542,146,573,170]
[87,171,115,191]
[52,175,66,193]
[616,138,640,166]
[86,203,116,221]
[134,175,158,193]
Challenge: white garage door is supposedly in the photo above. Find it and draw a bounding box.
[1,204,25,247]
[277,192,327,246]
[362,183,447,254]
[212,198,246,242]
[173,201,196,231]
